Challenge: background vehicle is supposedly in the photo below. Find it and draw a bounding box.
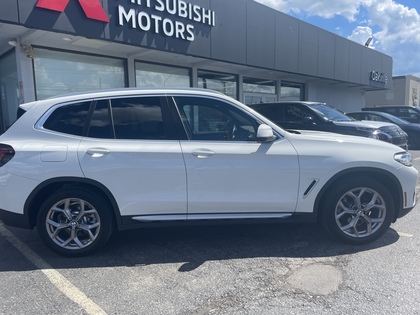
[348,111,420,149]
[362,105,420,123]
[249,101,408,149]
[0,89,417,256]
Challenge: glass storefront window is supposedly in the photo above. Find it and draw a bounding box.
[244,94,277,105]
[198,70,237,99]
[243,77,276,94]
[281,81,304,100]
[33,48,126,100]
[135,62,190,87]
[243,77,276,105]
[0,50,18,133]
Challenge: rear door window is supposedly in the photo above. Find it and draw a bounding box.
[110,96,168,140]
[87,97,169,140]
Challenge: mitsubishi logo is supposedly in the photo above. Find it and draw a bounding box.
[36,0,109,23]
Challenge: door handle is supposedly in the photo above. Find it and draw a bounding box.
[86,148,110,157]
[191,149,215,158]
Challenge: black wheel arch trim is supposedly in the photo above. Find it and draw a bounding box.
[23,177,122,229]
[313,167,404,222]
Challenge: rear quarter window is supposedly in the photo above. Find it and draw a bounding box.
[43,101,91,136]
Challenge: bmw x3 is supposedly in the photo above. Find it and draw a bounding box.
[0,88,417,256]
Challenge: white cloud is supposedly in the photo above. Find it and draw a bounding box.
[255,0,366,21]
[255,0,420,76]
[359,0,420,75]
[365,1,420,49]
[254,0,290,12]
[348,26,374,47]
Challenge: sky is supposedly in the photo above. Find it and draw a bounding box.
[254,0,420,77]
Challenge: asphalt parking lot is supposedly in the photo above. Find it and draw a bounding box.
[1,151,420,315]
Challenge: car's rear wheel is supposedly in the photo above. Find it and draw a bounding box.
[36,189,113,256]
[322,178,394,244]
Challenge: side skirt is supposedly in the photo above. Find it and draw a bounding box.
[118,212,317,231]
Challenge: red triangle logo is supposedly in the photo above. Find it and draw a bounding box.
[36,0,109,23]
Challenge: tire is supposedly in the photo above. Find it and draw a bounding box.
[322,178,394,245]
[36,189,113,256]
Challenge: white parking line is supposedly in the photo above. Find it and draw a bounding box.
[397,231,414,238]
[0,222,107,315]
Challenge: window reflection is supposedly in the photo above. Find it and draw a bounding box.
[281,82,304,100]
[111,97,167,140]
[43,102,91,136]
[243,77,276,105]
[135,62,190,87]
[33,48,125,100]
[197,70,237,100]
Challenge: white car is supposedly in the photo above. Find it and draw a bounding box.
[0,88,417,256]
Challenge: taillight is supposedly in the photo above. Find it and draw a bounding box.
[0,144,15,166]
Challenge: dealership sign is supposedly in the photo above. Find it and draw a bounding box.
[35,0,216,42]
[119,0,216,42]
[370,71,387,84]
[36,0,109,22]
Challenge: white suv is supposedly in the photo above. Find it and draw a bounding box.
[0,88,417,256]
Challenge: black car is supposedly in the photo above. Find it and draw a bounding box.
[249,101,408,149]
[362,105,420,123]
[347,111,420,149]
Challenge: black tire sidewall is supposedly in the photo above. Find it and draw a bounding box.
[322,178,394,245]
[36,189,113,257]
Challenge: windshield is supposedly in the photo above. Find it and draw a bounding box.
[310,104,352,122]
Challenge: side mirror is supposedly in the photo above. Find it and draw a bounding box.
[256,124,276,142]
[302,116,315,124]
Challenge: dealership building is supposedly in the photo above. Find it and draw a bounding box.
[0,0,392,133]
[366,75,420,107]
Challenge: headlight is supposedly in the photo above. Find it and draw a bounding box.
[394,152,412,166]
[376,131,392,142]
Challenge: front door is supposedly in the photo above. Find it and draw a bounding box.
[172,96,300,215]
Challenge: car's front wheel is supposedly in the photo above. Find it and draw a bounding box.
[322,178,394,245]
[36,189,113,256]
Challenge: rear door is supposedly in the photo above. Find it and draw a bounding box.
[78,96,187,219]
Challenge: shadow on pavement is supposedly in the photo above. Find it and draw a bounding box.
[0,221,400,272]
